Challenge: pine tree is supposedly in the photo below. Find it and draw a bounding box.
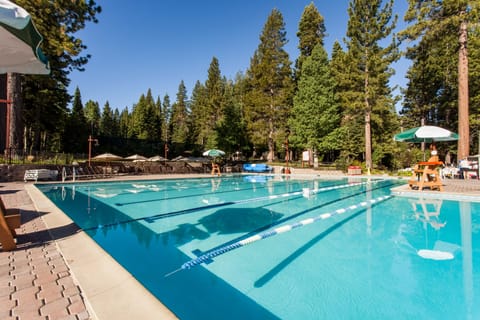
[245,9,294,162]
[161,94,171,142]
[84,100,101,135]
[400,0,480,159]
[190,81,208,146]
[291,44,340,160]
[344,0,399,169]
[64,87,88,153]
[16,1,101,153]
[170,81,190,152]
[216,81,248,154]
[99,101,114,137]
[295,3,326,81]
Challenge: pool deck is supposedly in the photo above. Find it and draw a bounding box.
[1,173,480,319]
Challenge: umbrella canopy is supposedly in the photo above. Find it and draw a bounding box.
[124,154,147,161]
[0,0,49,74]
[92,153,123,161]
[148,155,167,162]
[394,125,459,143]
[202,149,225,157]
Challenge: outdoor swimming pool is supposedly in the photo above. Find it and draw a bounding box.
[36,175,479,319]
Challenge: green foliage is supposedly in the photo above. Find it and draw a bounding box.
[341,0,399,169]
[170,81,190,148]
[295,3,326,80]
[290,44,340,158]
[244,9,294,161]
[63,88,88,153]
[18,0,101,153]
[15,3,480,171]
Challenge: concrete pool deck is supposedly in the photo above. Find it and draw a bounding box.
[1,173,480,319]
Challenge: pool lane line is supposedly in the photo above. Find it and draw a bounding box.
[141,180,375,223]
[84,180,378,231]
[70,175,253,200]
[113,182,274,206]
[192,180,397,257]
[76,176,253,202]
[112,175,328,207]
[164,194,393,277]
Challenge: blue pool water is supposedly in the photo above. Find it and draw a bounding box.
[37,176,480,319]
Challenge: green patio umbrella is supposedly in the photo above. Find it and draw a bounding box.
[202,149,225,157]
[0,0,49,74]
[394,125,459,143]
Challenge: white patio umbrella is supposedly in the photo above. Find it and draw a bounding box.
[393,125,458,143]
[0,0,49,74]
[148,155,167,162]
[125,154,147,161]
[92,153,123,161]
[202,149,225,158]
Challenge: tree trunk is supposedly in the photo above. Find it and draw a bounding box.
[365,110,372,170]
[267,117,274,162]
[364,65,372,170]
[457,17,469,160]
[6,73,24,151]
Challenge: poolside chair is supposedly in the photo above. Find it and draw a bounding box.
[0,197,21,251]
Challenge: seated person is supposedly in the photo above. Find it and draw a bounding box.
[427,144,439,162]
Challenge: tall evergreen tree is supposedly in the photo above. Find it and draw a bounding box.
[99,101,114,137]
[64,87,88,153]
[330,41,363,164]
[245,9,294,162]
[189,80,208,146]
[17,1,101,152]
[204,57,224,148]
[161,94,171,142]
[84,100,101,135]
[119,107,131,139]
[295,3,326,81]
[290,44,340,161]
[344,0,399,169]
[216,81,248,154]
[170,81,190,152]
[400,0,479,159]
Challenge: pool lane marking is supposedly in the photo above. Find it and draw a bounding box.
[114,181,274,206]
[113,175,340,207]
[86,180,378,231]
[142,180,373,223]
[164,194,393,277]
[191,180,396,255]
[73,176,258,202]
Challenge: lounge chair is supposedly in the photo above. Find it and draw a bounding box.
[0,197,21,251]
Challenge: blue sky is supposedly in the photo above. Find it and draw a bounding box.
[69,0,409,111]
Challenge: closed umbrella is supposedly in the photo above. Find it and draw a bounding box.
[0,0,49,74]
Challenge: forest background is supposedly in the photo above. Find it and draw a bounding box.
[2,0,480,172]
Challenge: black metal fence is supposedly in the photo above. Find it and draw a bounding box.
[1,148,82,165]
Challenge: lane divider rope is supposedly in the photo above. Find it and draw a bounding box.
[164,194,392,277]
[143,180,375,224]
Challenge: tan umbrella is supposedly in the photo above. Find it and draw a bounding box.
[92,153,123,161]
[148,155,167,162]
[125,154,147,161]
